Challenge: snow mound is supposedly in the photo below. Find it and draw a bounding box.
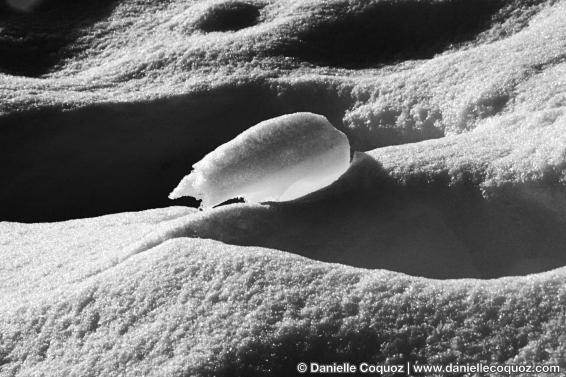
[1,0,565,220]
[169,112,350,208]
[1,211,565,376]
[1,0,566,373]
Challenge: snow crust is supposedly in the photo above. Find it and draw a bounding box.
[169,112,350,208]
[2,0,566,220]
[1,210,565,376]
[1,0,566,374]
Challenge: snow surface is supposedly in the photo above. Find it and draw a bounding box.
[2,0,566,221]
[1,0,566,374]
[1,209,565,376]
[169,112,350,207]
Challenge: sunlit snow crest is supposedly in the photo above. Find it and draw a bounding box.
[169,112,351,208]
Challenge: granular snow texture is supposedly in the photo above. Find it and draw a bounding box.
[1,208,565,377]
[1,0,566,221]
[1,0,566,375]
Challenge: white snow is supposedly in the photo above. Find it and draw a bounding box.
[169,112,350,208]
[1,210,565,376]
[2,0,566,374]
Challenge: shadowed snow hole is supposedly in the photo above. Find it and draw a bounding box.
[196,1,261,32]
[275,0,506,68]
[178,154,566,279]
[0,0,118,76]
[2,83,564,279]
[0,83,352,222]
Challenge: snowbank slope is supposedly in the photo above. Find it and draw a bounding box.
[1,208,565,376]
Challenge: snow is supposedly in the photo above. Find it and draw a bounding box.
[1,0,566,374]
[2,0,566,221]
[4,0,565,267]
[1,210,565,376]
[169,112,350,208]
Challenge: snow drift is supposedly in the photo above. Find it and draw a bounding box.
[1,0,566,375]
[1,210,565,376]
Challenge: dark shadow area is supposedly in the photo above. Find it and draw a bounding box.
[0,82,351,222]
[274,0,505,68]
[213,327,392,377]
[184,154,566,279]
[0,0,119,76]
[196,1,261,32]
[215,197,246,208]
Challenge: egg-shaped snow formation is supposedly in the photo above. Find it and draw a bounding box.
[169,112,351,208]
